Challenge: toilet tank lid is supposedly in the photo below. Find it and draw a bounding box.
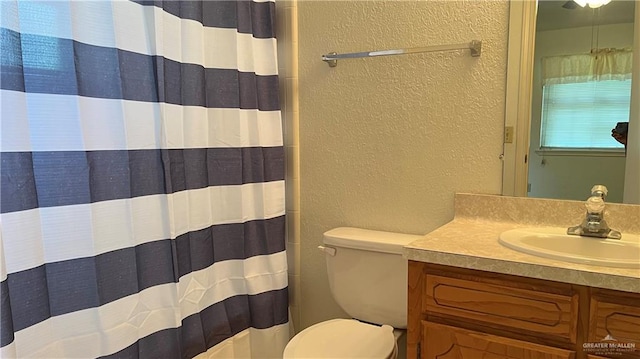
[323,227,423,255]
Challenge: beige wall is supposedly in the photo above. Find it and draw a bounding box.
[297,0,510,330]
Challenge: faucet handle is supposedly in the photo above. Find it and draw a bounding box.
[585,196,605,213]
[591,185,608,199]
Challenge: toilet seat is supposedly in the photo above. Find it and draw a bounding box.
[283,319,396,358]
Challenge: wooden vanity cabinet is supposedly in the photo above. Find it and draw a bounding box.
[408,261,640,359]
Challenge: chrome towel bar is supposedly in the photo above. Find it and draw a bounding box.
[321,40,482,67]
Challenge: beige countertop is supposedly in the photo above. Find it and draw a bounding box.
[402,193,640,293]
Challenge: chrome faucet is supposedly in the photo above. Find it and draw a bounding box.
[567,185,622,239]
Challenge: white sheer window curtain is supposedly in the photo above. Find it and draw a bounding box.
[540,48,633,149]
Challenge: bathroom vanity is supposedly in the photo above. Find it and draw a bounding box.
[407,261,639,359]
[403,194,640,359]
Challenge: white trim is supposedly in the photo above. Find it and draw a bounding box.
[534,148,626,157]
[502,0,537,197]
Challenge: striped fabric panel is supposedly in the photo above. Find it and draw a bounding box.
[4,260,288,357]
[129,0,276,39]
[0,1,277,74]
[0,0,286,357]
[1,148,284,213]
[1,324,292,359]
[1,29,279,109]
[2,215,285,334]
[1,92,284,152]
[100,290,289,359]
[2,182,285,274]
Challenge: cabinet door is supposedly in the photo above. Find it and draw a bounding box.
[589,294,640,359]
[422,321,575,359]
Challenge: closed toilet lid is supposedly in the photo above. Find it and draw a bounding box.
[283,319,395,358]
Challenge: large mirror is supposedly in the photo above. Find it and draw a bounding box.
[503,0,640,204]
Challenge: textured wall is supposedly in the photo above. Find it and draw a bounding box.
[298,0,509,330]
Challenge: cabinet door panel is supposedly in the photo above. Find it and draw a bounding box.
[589,296,640,358]
[424,274,578,343]
[422,321,575,359]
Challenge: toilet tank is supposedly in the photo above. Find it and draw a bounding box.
[322,227,423,329]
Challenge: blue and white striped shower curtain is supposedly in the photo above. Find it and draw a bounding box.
[0,1,289,357]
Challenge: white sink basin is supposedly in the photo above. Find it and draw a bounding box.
[499,227,640,269]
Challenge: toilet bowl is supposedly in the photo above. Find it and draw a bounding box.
[283,227,422,358]
[283,319,398,359]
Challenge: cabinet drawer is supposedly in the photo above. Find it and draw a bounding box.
[589,294,640,358]
[424,274,578,343]
[422,321,575,359]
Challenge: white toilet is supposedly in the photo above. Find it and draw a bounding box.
[283,227,423,358]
